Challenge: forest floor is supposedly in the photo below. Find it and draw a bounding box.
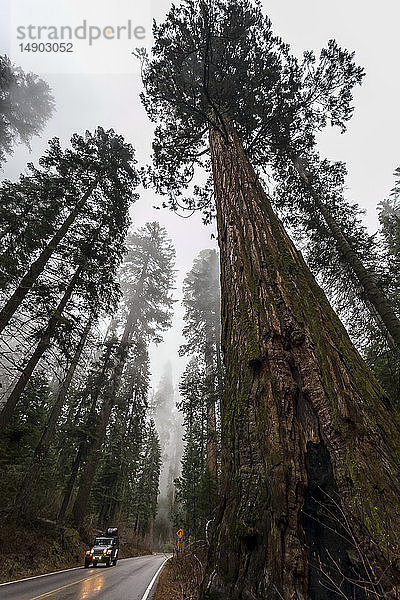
[154,546,207,600]
[0,519,151,584]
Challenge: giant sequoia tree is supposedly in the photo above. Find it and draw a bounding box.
[140,1,400,598]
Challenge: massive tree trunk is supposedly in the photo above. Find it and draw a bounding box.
[200,124,400,600]
[292,160,400,349]
[11,321,91,518]
[0,266,83,433]
[0,180,98,335]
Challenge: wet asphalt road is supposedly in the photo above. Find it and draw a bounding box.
[0,554,170,600]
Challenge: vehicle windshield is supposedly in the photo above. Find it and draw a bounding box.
[93,538,112,546]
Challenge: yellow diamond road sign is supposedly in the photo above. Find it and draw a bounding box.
[176,529,184,539]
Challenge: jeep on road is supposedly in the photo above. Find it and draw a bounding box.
[84,527,119,568]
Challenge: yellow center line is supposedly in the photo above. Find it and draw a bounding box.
[28,573,101,600]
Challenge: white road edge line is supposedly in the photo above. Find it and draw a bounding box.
[140,556,171,600]
[0,554,155,587]
[0,566,83,587]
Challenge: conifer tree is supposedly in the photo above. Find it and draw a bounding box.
[0,162,133,434]
[11,321,92,517]
[0,172,65,289]
[0,127,138,334]
[94,341,149,526]
[0,55,54,165]
[140,2,400,597]
[363,170,400,405]
[378,167,400,314]
[273,152,400,348]
[0,374,51,514]
[180,249,221,484]
[57,337,120,523]
[153,363,178,498]
[175,357,214,540]
[131,420,162,538]
[71,223,175,527]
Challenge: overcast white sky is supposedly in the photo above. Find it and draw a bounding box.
[1,0,399,393]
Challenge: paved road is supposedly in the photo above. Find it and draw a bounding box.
[0,554,170,600]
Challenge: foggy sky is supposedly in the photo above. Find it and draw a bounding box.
[1,0,399,392]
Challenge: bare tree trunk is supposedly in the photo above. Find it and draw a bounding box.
[0,180,98,335]
[0,267,83,433]
[200,123,400,600]
[293,160,400,348]
[11,321,91,518]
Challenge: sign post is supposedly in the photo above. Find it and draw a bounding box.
[176,528,184,553]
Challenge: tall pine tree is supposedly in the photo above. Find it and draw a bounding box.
[0,129,137,433]
[0,127,137,334]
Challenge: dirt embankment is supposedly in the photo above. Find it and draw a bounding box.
[154,547,206,600]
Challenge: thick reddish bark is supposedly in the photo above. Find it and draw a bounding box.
[200,124,400,600]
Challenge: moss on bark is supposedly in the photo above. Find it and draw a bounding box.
[200,123,400,600]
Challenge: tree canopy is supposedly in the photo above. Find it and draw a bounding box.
[0,55,55,165]
[139,0,363,219]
